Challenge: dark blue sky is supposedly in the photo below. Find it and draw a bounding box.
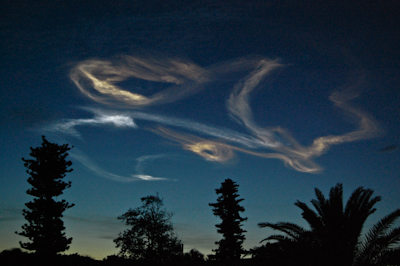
[1,0,399,259]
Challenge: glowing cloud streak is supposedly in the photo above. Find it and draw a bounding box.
[67,55,381,173]
[45,111,137,137]
[134,154,176,181]
[49,107,279,149]
[151,127,235,162]
[70,57,208,107]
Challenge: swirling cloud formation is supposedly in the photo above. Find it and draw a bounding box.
[65,55,380,173]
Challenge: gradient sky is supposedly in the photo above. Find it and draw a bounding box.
[1,0,399,260]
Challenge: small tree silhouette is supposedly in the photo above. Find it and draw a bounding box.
[16,136,74,256]
[184,249,205,262]
[209,179,247,261]
[114,194,183,262]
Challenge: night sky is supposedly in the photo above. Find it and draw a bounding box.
[1,0,399,260]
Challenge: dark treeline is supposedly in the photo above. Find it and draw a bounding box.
[0,248,261,266]
[1,137,400,266]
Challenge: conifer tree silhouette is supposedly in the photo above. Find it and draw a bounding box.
[16,136,74,256]
[209,179,247,261]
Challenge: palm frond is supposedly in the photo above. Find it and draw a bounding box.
[312,188,327,218]
[260,234,296,244]
[258,222,307,240]
[355,209,400,265]
[327,183,344,219]
[381,227,400,247]
[344,187,381,252]
[345,186,373,227]
[358,189,380,218]
[295,200,323,231]
[310,199,324,219]
[273,222,307,236]
[344,186,363,217]
[363,209,400,246]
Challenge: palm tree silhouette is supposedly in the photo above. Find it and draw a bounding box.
[258,183,400,266]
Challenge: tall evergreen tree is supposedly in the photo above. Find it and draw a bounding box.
[209,179,247,261]
[16,136,74,256]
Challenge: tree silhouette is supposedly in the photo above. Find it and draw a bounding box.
[258,183,400,266]
[209,179,247,261]
[183,249,205,262]
[114,194,183,263]
[16,136,74,256]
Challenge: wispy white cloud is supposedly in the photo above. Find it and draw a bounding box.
[70,150,173,182]
[134,154,176,181]
[135,154,167,174]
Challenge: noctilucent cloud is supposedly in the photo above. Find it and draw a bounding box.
[1,1,399,259]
